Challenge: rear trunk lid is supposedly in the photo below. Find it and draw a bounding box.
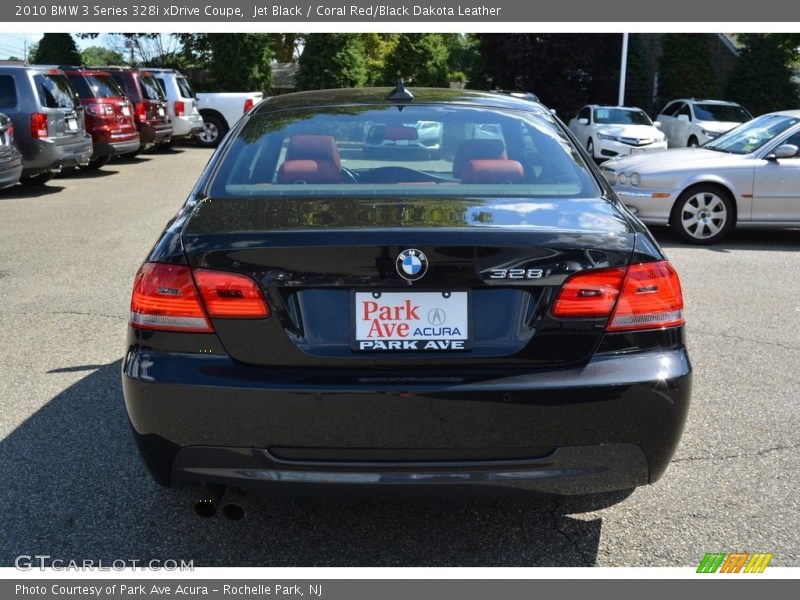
[181,195,635,370]
[31,71,85,141]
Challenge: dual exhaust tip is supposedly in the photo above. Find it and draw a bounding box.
[194,485,253,520]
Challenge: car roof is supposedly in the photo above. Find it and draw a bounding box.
[682,99,742,106]
[588,105,645,111]
[254,87,553,115]
[764,109,800,118]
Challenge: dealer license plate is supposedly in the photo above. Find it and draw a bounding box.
[121,106,131,116]
[353,291,469,352]
[66,118,78,131]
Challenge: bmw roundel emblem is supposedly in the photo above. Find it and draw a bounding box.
[396,249,428,281]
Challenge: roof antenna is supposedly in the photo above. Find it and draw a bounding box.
[388,79,414,109]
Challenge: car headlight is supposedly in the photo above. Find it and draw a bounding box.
[617,173,628,185]
[597,133,619,142]
[701,129,720,139]
[630,173,641,186]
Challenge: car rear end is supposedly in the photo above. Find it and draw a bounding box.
[0,111,22,189]
[153,70,204,139]
[10,66,92,177]
[64,68,139,160]
[122,92,691,500]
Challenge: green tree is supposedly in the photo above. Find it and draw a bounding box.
[31,33,81,65]
[80,45,125,66]
[657,34,718,105]
[359,34,397,86]
[296,34,367,91]
[382,34,450,87]
[206,34,272,92]
[726,34,800,116]
[624,34,651,111]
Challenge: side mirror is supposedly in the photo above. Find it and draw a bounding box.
[677,114,690,123]
[766,144,799,161]
[578,117,589,125]
[653,121,662,129]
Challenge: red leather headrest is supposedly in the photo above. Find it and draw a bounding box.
[286,135,341,170]
[461,159,524,184]
[452,139,507,177]
[277,159,342,184]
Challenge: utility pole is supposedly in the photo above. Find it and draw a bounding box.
[618,32,629,106]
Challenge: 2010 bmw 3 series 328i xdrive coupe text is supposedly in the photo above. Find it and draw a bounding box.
[122,87,691,515]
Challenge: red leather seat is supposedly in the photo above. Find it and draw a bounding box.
[461,159,524,184]
[452,139,507,178]
[277,135,342,184]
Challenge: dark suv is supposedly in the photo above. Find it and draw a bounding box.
[0,65,93,185]
[61,66,140,169]
[99,67,172,151]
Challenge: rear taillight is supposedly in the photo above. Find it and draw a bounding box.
[85,103,115,117]
[130,263,269,333]
[552,260,684,331]
[30,113,48,138]
[174,100,185,117]
[193,269,269,318]
[607,261,684,331]
[134,102,147,120]
[243,98,254,113]
[551,267,626,318]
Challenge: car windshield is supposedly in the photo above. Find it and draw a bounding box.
[34,74,79,109]
[209,105,598,199]
[705,114,800,155]
[138,75,164,101]
[693,103,751,122]
[593,108,652,126]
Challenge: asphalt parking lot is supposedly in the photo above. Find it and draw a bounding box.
[0,146,798,567]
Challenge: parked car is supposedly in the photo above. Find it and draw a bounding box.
[362,119,444,158]
[97,67,173,151]
[0,65,92,185]
[656,99,752,148]
[61,66,139,169]
[147,68,204,141]
[123,87,691,518]
[602,110,800,244]
[194,91,263,148]
[568,105,668,161]
[0,111,23,189]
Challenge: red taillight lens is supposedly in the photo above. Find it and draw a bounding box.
[174,100,185,117]
[552,260,685,331]
[551,267,626,318]
[134,102,147,120]
[243,98,254,113]
[130,263,269,332]
[607,261,684,331]
[30,113,48,138]
[130,263,212,332]
[193,269,269,319]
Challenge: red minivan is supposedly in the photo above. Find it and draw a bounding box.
[62,67,140,169]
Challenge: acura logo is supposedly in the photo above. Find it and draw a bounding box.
[428,308,446,325]
[396,249,428,281]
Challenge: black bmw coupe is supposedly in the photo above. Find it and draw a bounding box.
[122,86,691,518]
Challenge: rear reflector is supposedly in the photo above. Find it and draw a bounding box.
[193,269,269,319]
[30,113,48,138]
[243,98,254,113]
[551,267,626,318]
[552,260,685,331]
[130,263,270,332]
[130,263,212,332]
[174,100,185,117]
[607,261,684,331]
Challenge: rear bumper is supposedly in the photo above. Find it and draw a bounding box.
[123,345,692,494]
[137,123,173,146]
[92,133,141,157]
[21,135,93,175]
[170,114,204,138]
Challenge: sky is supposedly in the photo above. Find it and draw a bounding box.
[0,33,170,61]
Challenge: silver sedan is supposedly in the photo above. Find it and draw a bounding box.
[601,110,800,243]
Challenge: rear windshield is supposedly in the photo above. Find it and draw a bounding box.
[67,74,121,99]
[34,74,79,109]
[138,75,164,101]
[209,105,598,199]
[176,76,194,98]
[693,103,751,123]
[594,108,652,126]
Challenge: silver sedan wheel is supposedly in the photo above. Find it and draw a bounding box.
[680,192,727,240]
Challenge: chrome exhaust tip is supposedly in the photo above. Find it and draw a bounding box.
[194,484,225,518]
[221,488,253,521]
